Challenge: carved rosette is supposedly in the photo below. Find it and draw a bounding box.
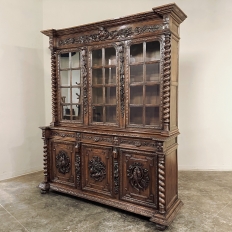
[127,163,149,191]
[88,156,106,182]
[118,44,125,117]
[49,31,58,126]
[163,33,171,131]
[81,48,88,115]
[75,143,81,187]
[56,150,71,174]
[158,155,166,213]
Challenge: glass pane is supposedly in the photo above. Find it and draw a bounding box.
[106,106,116,123]
[92,49,102,67]
[130,107,143,124]
[60,71,70,86]
[146,41,160,61]
[73,105,81,121]
[93,106,103,122]
[130,86,143,104]
[72,70,81,85]
[106,87,116,104]
[62,105,71,120]
[60,53,69,69]
[146,63,160,82]
[72,88,81,103]
[92,87,103,104]
[145,107,159,125]
[145,85,160,104]
[61,88,70,103]
[130,43,143,63]
[105,47,116,65]
[105,67,116,84]
[92,69,103,85]
[71,52,80,68]
[130,65,143,83]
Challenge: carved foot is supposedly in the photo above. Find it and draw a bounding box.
[155,224,167,231]
[39,182,50,194]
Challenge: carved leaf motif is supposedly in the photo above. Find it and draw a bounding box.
[88,156,106,182]
[127,162,149,191]
[56,150,71,174]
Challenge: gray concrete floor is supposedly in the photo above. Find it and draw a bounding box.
[0,171,232,232]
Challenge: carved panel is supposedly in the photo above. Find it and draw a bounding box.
[82,144,112,197]
[51,131,76,138]
[81,48,88,115]
[127,162,149,191]
[75,142,81,187]
[82,134,112,143]
[88,156,106,182]
[121,149,157,208]
[59,25,163,46]
[56,150,71,174]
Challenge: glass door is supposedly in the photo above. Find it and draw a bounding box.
[91,46,117,125]
[129,41,161,127]
[59,51,82,122]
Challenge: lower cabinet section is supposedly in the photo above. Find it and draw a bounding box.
[120,149,158,209]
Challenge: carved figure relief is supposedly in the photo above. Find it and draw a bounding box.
[127,163,149,191]
[56,150,71,174]
[88,156,106,182]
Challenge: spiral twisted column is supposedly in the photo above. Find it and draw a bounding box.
[158,155,166,213]
[163,33,171,131]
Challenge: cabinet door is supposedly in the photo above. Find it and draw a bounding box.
[120,149,158,208]
[82,144,113,197]
[51,140,75,187]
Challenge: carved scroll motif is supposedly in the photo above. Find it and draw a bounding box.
[88,156,106,182]
[59,25,163,46]
[56,150,71,174]
[163,33,171,131]
[75,143,81,187]
[81,48,88,115]
[158,155,166,213]
[127,163,149,191]
[118,44,125,117]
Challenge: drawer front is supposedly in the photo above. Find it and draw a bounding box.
[51,140,76,187]
[51,130,76,141]
[120,149,158,208]
[82,144,113,197]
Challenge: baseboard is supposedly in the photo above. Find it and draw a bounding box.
[0,166,43,181]
[179,166,232,171]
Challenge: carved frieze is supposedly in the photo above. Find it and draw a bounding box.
[127,162,149,191]
[51,131,75,138]
[59,25,163,46]
[88,156,106,182]
[56,150,71,174]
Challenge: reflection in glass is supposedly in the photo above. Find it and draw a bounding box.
[146,41,160,61]
[130,65,143,83]
[61,88,70,103]
[60,71,70,86]
[145,85,160,104]
[106,106,116,123]
[106,87,116,104]
[130,43,143,63]
[62,105,71,120]
[71,52,80,68]
[146,63,160,82]
[105,67,116,84]
[92,49,102,67]
[72,70,81,85]
[92,87,103,104]
[130,107,143,124]
[60,53,69,69]
[73,105,81,120]
[92,69,103,85]
[93,106,103,122]
[105,47,116,65]
[72,88,81,103]
[130,86,143,104]
[145,107,159,125]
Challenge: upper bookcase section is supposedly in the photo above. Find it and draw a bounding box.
[41,3,187,47]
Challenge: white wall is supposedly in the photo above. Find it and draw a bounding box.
[0,0,44,180]
[42,0,232,171]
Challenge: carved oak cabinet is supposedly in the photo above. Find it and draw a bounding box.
[39,3,186,230]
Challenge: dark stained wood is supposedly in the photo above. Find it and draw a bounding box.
[39,3,186,230]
